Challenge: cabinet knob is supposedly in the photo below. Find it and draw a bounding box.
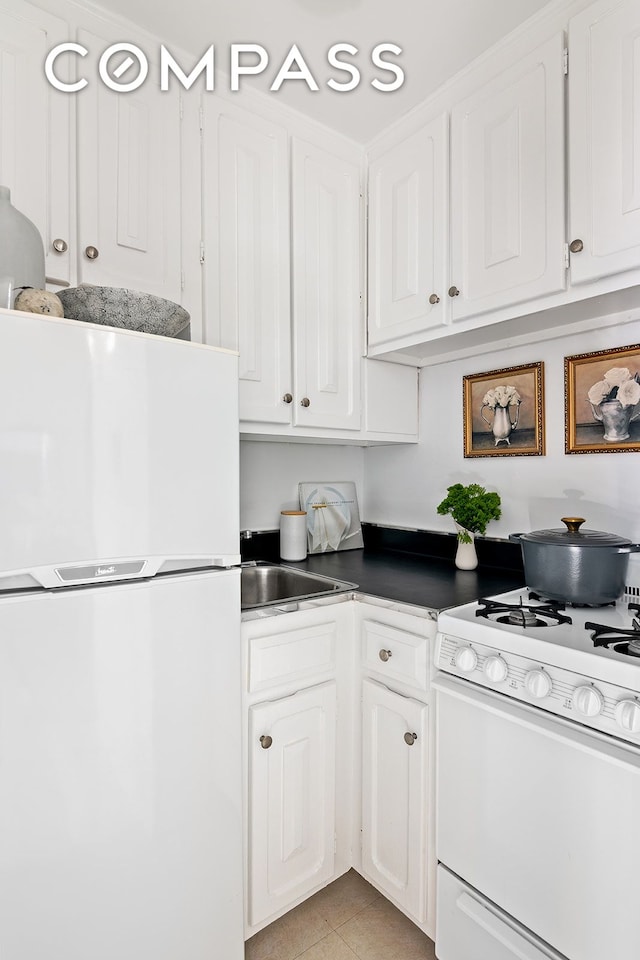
[282,393,293,404]
[448,286,460,298]
[300,397,311,408]
[52,238,68,254]
[259,735,273,749]
[404,732,418,746]
[85,245,99,260]
[569,238,584,254]
[428,293,440,305]
[378,648,392,662]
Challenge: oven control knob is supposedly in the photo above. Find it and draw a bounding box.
[484,655,508,683]
[454,645,478,673]
[524,669,552,699]
[573,684,604,718]
[614,699,640,734]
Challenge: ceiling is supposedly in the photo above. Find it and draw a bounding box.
[101,0,552,143]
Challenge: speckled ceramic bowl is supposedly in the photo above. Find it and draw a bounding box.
[56,284,190,339]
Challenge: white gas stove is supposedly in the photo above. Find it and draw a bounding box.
[434,587,640,960]
[436,587,640,745]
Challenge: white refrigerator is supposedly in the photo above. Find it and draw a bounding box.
[0,308,244,959]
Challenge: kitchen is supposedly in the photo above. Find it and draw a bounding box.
[1,0,639,958]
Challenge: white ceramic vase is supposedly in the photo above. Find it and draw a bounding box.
[454,522,478,570]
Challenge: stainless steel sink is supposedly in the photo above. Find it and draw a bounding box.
[241,562,357,610]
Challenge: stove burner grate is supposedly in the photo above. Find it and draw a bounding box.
[585,615,640,657]
[476,597,572,628]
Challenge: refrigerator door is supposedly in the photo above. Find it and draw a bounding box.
[0,568,243,960]
[0,309,240,587]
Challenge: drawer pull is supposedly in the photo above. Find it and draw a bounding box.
[259,735,273,749]
[404,732,418,746]
[378,649,393,662]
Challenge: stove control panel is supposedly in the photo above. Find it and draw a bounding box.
[436,633,640,746]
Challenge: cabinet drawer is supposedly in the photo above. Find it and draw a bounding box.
[247,620,337,693]
[362,619,429,692]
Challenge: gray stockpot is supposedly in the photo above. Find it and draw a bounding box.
[510,518,640,605]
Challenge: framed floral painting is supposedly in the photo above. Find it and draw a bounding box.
[463,362,545,458]
[565,344,640,454]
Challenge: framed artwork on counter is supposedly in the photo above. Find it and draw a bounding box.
[463,362,545,458]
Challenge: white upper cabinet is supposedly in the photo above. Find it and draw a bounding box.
[75,28,182,301]
[568,0,640,284]
[0,0,71,286]
[368,115,448,348]
[203,100,291,424]
[291,137,362,431]
[450,33,566,321]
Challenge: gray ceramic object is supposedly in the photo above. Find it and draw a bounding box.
[56,284,191,339]
[0,185,45,307]
[510,517,640,604]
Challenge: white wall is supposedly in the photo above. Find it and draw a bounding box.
[363,317,640,563]
[239,440,365,531]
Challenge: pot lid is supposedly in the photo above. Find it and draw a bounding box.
[519,517,632,547]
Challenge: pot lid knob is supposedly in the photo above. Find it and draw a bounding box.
[561,517,585,533]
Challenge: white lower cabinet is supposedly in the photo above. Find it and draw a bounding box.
[243,598,436,939]
[357,605,436,936]
[248,682,337,928]
[361,679,429,923]
[243,603,353,935]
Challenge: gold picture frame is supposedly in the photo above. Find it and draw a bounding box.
[564,344,640,454]
[463,362,545,458]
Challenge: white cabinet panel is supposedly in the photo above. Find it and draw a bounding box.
[368,115,448,347]
[362,679,429,923]
[0,0,70,286]
[569,0,640,283]
[292,138,361,431]
[362,618,429,692]
[246,619,336,694]
[203,101,291,422]
[248,682,336,927]
[76,31,182,301]
[450,33,566,320]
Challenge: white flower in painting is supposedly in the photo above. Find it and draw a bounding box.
[492,384,521,408]
[616,378,640,408]
[603,367,632,387]
[482,389,497,408]
[588,380,612,405]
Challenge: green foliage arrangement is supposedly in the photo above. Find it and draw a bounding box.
[437,483,502,543]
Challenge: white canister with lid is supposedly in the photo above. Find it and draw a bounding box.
[280,510,308,561]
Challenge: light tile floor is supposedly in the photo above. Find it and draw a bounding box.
[245,870,437,960]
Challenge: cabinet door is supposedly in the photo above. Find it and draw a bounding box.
[450,34,566,321]
[0,0,71,286]
[76,30,182,301]
[291,138,361,431]
[361,679,429,923]
[203,100,292,423]
[569,0,640,283]
[368,115,448,348]
[248,682,336,927]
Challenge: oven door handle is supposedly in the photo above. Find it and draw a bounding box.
[457,891,556,960]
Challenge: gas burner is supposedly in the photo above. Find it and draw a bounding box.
[585,617,640,658]
[476,597,573,628]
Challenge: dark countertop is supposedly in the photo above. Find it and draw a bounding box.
[242,526,526,612]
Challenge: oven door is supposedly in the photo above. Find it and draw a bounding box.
[434,674,640,960]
